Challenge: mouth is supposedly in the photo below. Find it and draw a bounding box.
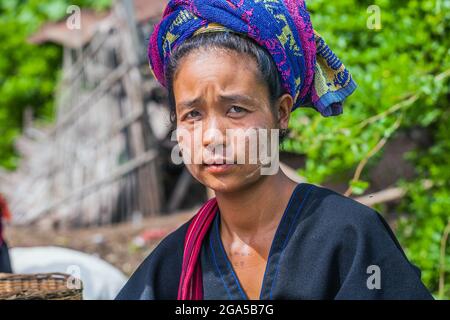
[202,159,236,174]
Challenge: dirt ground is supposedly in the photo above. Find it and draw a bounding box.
[4,209,196,277]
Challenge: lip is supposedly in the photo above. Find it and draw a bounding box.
[202,163,236,174]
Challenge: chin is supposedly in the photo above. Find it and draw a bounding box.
[190,164,263,194]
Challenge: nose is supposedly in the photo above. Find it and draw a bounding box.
[201,114,226,151]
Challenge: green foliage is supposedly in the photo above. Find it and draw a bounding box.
[283,0,450,298]
[0,0,111,170]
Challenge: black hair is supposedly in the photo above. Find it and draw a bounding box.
[164,31,288,141]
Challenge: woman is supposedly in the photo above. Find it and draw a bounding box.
[116,0,432,300]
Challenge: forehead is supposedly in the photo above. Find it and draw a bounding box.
[173,49,268,102]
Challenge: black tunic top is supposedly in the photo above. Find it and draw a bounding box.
[115,183,433,300]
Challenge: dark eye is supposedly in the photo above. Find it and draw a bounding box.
[228,105,247,114]
[185,110,201,120]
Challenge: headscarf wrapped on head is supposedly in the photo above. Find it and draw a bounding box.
[146,0,357,300]
[148,0,357,117]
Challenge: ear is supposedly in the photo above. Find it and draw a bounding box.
[275,93,294,129]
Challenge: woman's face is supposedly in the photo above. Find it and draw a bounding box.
[173,48,292,193]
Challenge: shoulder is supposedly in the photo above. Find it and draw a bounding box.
[115,215,194,300]
[302,183,387,233]
[301,184,433,299]
[305,184,428,278]
[300,183,410,260]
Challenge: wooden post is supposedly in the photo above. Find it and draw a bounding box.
[115,0,163,218]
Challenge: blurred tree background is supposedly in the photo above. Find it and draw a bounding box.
[0,0,111,169]
[0,0,448,299]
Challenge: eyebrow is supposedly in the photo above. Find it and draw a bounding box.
[218,93,255,105]
[177,97,202,110]
[177,93,255,109]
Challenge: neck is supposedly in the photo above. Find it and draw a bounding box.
[214,171,298,241]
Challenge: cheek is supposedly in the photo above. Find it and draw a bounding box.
[176,124,205,165]
[228,118,276,162]
[184,163,202,182]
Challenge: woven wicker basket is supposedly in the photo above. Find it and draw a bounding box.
[0,272,83,300]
